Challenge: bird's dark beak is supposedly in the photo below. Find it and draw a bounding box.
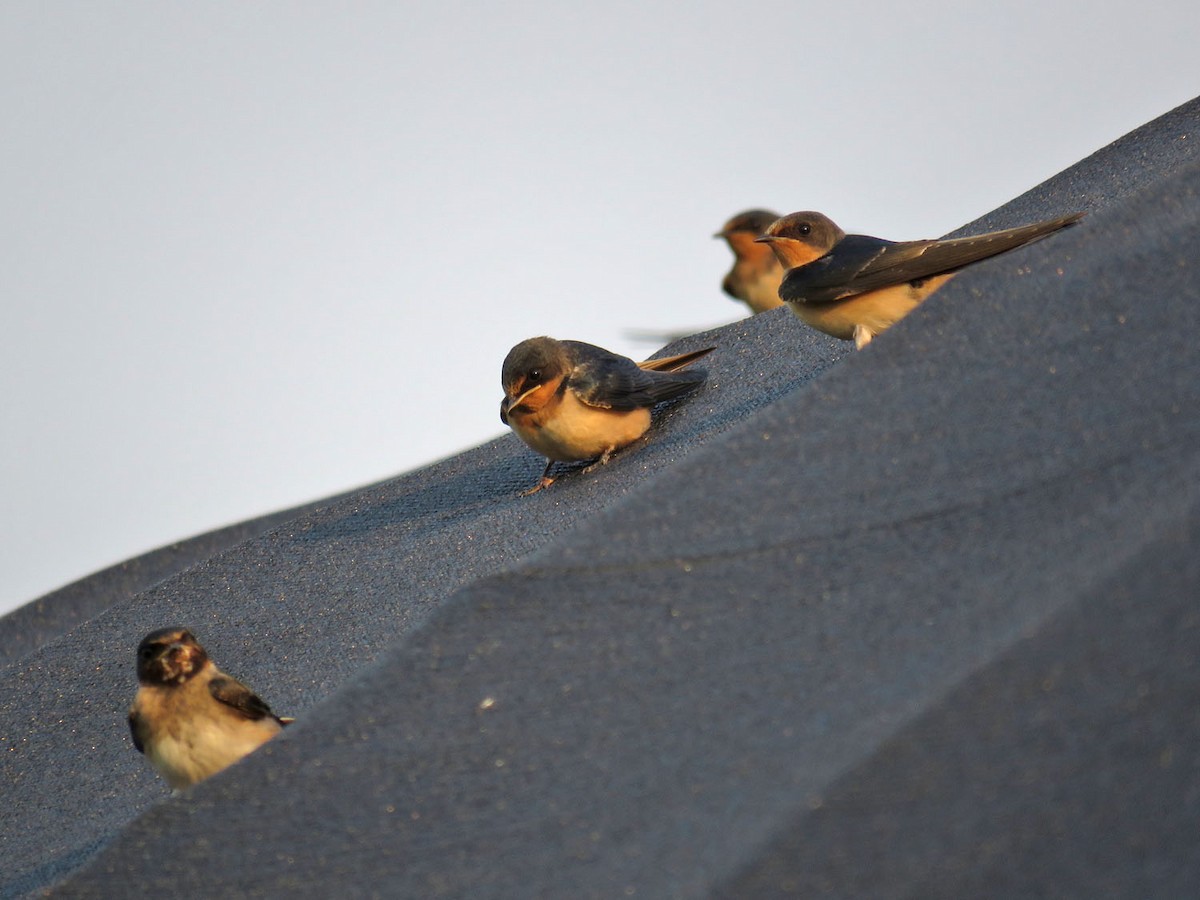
[712,229,729,239]
[753,235,776,244]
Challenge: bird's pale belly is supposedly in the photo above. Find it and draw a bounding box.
[790,274,955,341]
[742,278,785,313]
[142,693,282,788]
[728,265,784,313]
[510,392,651,462]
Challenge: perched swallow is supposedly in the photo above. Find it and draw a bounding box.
[756,210,1084,348]
[500,337,714,494]
[715,209,785,314]
[128,627,291,789]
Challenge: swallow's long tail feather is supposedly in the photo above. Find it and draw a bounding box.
[644,366,709,406]
[638,346,716,373]
[949,211,1084,259]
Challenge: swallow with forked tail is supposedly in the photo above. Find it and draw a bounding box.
[501,337,714,494]
[128,627,291,789]
[715,209,785,314]
[756,210,1083,348]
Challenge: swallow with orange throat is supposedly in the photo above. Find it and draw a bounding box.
[500,337,714,494]
[756,210,1083,348]
[129,627,292,789]
[715,208,785,314]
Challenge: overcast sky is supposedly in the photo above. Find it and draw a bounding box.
[2,2,1196,614]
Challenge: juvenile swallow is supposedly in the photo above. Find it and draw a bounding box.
[501,337,714,494]
[715,209,785,314]
[756,210,1084,348]
[128,627,291,789]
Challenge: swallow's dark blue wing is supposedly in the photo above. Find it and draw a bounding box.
[780,235,922,305]
[209,675,279,723]
[782,214,1082,306]
[563,341,707,412]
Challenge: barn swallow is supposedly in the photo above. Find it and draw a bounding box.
[501,337,714,494]
[128,627,291,789]
[756,210,1084,348]
[715,209,785,314]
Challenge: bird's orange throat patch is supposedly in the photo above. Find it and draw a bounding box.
[764,237,827,269]
[505,375,566,427]
[728,231,776,262]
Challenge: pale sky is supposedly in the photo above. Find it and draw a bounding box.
[2,2,1197,614]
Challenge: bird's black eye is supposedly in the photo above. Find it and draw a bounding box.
[528,369,542,383]
[798,223,811,235]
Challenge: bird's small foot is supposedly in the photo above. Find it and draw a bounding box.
[521,475,555,496]
[581,449,615,475]
[520,460,559,496]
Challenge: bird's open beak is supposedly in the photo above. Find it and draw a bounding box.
[507,385,540,412]
[152,641,183,663]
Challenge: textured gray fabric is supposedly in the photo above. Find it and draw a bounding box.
[2,97,1198,897]
[0,492,363,667]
